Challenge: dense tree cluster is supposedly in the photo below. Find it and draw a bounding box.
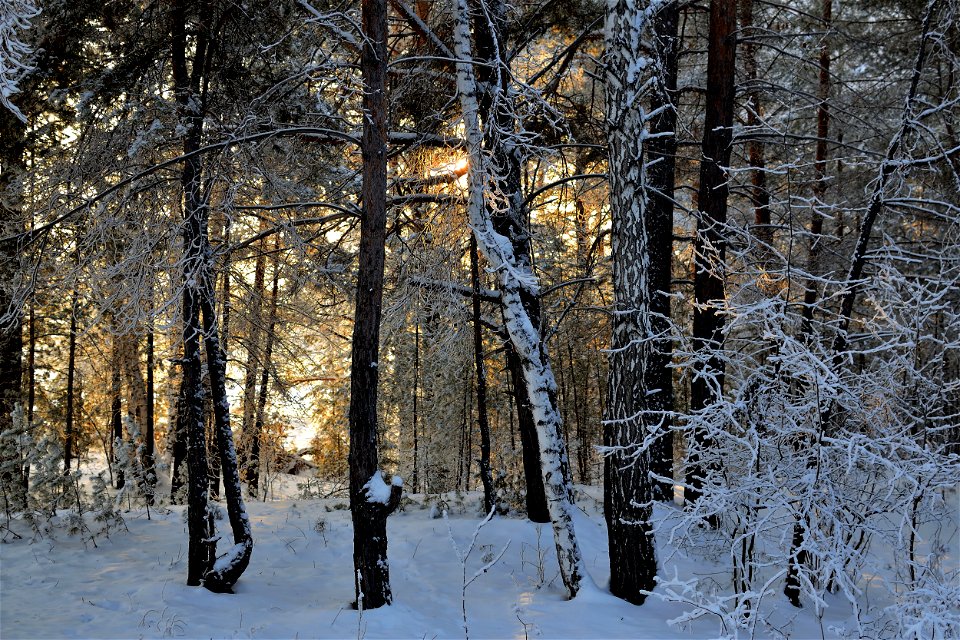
[1,0,957,635]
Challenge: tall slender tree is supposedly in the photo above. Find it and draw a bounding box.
[686,0,737,509]
[348,0,402,610]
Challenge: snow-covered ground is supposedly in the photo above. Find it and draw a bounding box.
[1,462,957,639]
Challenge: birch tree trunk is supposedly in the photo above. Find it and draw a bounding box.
[470,0,550,522]
[451,0,586,598]
[602,0,679,604]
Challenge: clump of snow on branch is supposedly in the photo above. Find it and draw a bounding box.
[363,472,401,505]
[0,0,40,122]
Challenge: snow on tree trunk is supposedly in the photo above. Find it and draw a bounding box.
[469,0,551,524]
[171,0,251,592]
[199,273,254,592]
[451,0,586,598]
[348,0,402,611]
[602,0,678,605]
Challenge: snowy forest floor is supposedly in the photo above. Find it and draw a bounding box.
[1,463,957,639]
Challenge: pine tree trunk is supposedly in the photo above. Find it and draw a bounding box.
[239,221,268,481]
[687,0,737,509]
[452,0,586,598]
[645,0,679,502]
[349,0,402,610]
[64,286,79,474]
[470,235,495,513]
[145,299,156,504]
[171,0,251,592]
[739,0,772,253]
[249,240,281,499]
[170,375,188,504]
[111,340,125,490]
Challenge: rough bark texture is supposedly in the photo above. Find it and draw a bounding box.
[603,0,678,604]
[687,0,737,508]
[470,0,550,525]
[239,222,268,483]
[349,0,401,610]
[452,0,585,598]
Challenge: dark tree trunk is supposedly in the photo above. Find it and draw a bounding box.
[111,341,124,490]
[63,287,79,474]
[171,0,252,592]
[170,375,188,503]
[412,321,419,494]
[686,0,737,509]
[349,0,402,611]
[144,303,156,504]
[739,0,772,253]
[0,108,27,511]
[800,0,833,338]
[470,235,495,514]
[645,0,679,502]
[198,261,254,591]
[239,221,268,482]
[172,0,214,587]
[249,240,281,499]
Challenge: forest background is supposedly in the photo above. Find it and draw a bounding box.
[0,0,958,637]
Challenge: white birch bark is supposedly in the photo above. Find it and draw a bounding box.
[450,0,586,598]
[602,0,672,604]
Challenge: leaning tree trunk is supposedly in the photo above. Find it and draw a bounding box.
[470,0,550,523]
[686,0,737,509]
[348,0,403,611]
[452,0,586,598]
[602,0,679,605]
